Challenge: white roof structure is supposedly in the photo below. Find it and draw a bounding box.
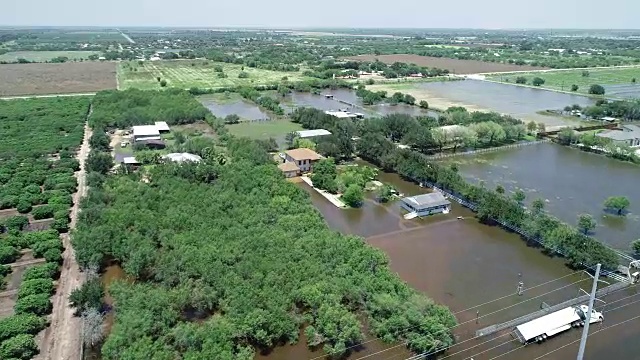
[154,121,170,132]
[515,306,583,342]
[325,111,355,119]
[162,153,202,163]
[123,157,140,165]
[132,125,160,138]
[296,129,332,138]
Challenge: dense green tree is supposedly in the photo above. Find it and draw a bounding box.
[87,152,114,174]
[70,278,104,314]
[341,185,364,208]
[0,333,39,360]
[515,76,527,84]
[532,77,545,86]
[526,121,537,133]
[604,196,630,215]
[513,189,526,204]
[571,84,579,92]
[588,84,606,95]
[0,314,46,342]
[14,294,52,316]
[419,100,429,109]
[577,214,597,234]
[557,128,578,145]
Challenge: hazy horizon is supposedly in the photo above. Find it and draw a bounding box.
[3,0,638,30]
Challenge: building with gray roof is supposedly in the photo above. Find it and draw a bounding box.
[401,192,451,217]
[596,124,640,148]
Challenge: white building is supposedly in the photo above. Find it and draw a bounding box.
[162,153,202,163]
[154,121,170,133]
[296,129,332,139]
[132,125,161,142]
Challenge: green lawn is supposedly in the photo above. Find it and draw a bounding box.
[0,51,101,62]
[487,67,640,95]
[118,60,312,90]
[226,120,302,140]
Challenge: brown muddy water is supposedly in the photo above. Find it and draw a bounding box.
[448,142,640,251]
[282,168,640,360]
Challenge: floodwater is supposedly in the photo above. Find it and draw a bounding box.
[449,142,640,251]
[282,90,441,118]
[282,166,640,360]
[199,96,270,120]
[415,80,596,127]
[604,84,640,99]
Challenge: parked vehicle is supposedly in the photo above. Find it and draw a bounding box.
[514,305,603,344]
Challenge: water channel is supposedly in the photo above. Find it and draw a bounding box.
[287,165,640,360]
[447,142,640,251]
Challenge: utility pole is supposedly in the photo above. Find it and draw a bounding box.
[577,263,601,360]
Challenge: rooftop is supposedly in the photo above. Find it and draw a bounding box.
[285,148,322,161]
[325,110,357,118]
[596,125,640,141]
[162,153,202,163]
[132,125,160,137]
[402,192,450,210]
[154,121,171,132]
[296,129,332,138]
[278,162,300,172]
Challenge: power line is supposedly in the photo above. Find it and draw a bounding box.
[306,271,581,360]
[358,278,589,360]
[392,283,639,360]
[468,292,640,360]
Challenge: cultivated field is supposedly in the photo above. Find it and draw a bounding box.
[0,51,100,62]
[118,60,311,90]
[0,62,117,96]
[487,66,640,97]
[344,54,549,74]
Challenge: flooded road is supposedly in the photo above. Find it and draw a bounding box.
[285,167,640,360]
[449,142,640,251]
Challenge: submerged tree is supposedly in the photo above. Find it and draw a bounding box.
[604,196,630,215]
[82,308,106,348]
[577,214,596,234]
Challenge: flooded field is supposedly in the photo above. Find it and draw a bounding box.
[293,167,640,360]
[198,95,270,120]
[418,80,595,125]
[449,142,640,251]
[604,83,640,99]
[282,89,440,118]
[369,80,595,129]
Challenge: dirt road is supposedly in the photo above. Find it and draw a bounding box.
[37,118,93,360]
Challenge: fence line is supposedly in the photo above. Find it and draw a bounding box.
[425,139,550,160]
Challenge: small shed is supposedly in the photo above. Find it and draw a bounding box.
[401,192,451,217]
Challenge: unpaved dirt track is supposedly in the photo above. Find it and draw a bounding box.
[37,117,93,360]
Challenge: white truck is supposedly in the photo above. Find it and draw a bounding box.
[513,305,603,344]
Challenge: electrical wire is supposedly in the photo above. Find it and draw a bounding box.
[306,271,582,360]
[390,283,639,360]
[355,278,589,360]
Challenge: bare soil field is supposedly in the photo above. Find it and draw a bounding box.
[0,62,116,96]
[343,54,549,74]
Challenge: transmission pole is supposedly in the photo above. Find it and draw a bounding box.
[577,263,601,360]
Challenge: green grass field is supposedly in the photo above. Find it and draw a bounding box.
[118,60,312,90]
[0,51,101,62]
[226,120,302,140]
[488,67,640,95]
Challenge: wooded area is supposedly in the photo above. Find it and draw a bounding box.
[72,132,456,358]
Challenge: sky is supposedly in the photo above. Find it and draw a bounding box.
[2,0,638,29]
